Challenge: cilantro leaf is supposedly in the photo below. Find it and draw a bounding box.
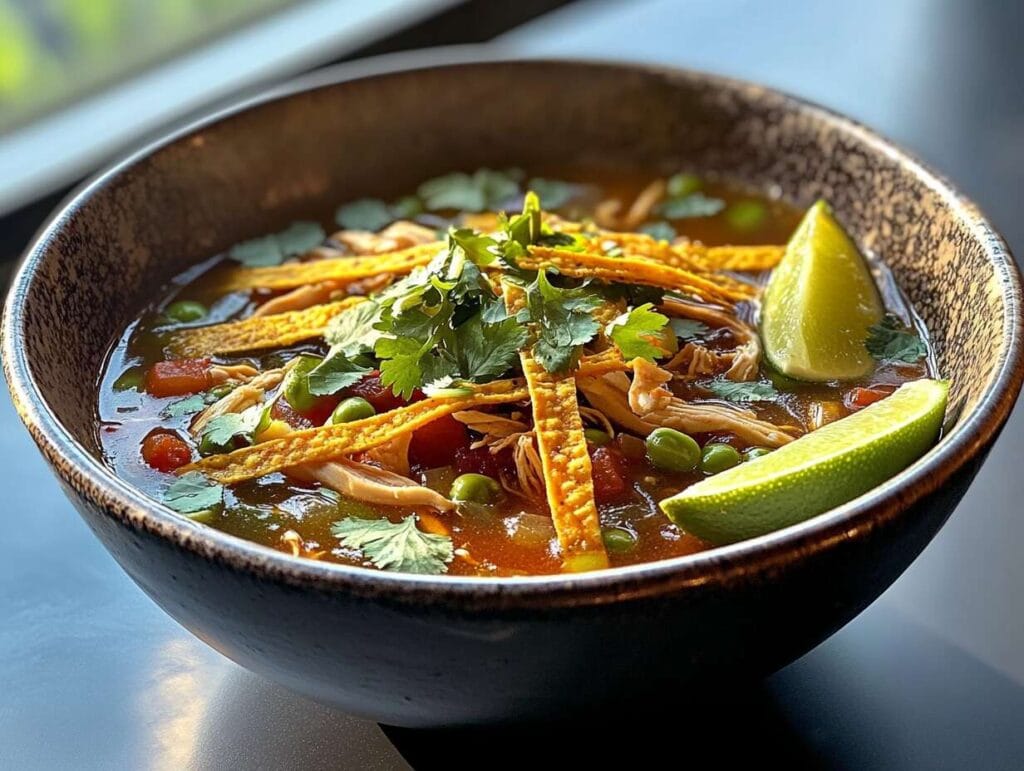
[229,221,325,266]
[391,195,424,220]
[449,228,501,266]
[607,304,671,361]
[417,169,521,212]
[454,312,528,380]
[198,408,263,454]
[323,300,383,352]
[866,315,927,363]
[163,471,223,514]
[639,221,677,242]
[276,222,327,255]
[527,178,575,209]
[705,379,778,402]
[521,270,602,373]
[659,192,725,219]
[375,336,431,400]
[332,515,454,574]
[307,353,372,396]
[162,394,206,418]
[670,318,711,341]
[335,198,393,231]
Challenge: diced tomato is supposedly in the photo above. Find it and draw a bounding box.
[410,415,470,469]
[146,358,211,398]
[454,444,514,478]
[847,385,896,410]
[271,398,314,429]
[589,445,629,503]
[340,372,417,413]
[141,432,193,472]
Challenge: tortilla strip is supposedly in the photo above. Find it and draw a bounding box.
[504,281,608,572]
[575,348,632,378]
[168,297,365,357]
[521,247,755,304]
[184,379,528,484]
[586,232,783,273]
[701,245,784,272]
[218,242,443,291]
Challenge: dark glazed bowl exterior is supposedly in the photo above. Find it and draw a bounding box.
[4,54,1023,726]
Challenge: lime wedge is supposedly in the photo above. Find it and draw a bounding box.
[761,200,884,381]
[660,379,948,545]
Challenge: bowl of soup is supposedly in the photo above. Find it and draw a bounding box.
[4,56,1022,726]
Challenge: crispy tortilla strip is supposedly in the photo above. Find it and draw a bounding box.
[184,379,528,484]
[218,242,443,291]
[521,247,754,305]
[168,297,365,357]
[701,245,784,272]
[576,348,632,378]
[504,281,608,571]
[588,232,783,273]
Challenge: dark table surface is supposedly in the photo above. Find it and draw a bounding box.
[4,1,1024,768]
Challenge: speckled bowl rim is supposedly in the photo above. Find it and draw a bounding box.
[5,49,1023,610]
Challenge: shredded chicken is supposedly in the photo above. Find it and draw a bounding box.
[648,399,795,447]
[578,406,615,438]
[593,179,667,231]
[628,358,674,414]
[208,363,260,384]
[333,220,437,255]
[344,273,394,296]
[358,433,412,477]
[254,280,345,317]
[661,296,762,381]
[190,366,289,435]
[453,410,529,445]
[666,342,732,377]
[580,371,795,447]
[501,434,546,502]
[577,374,658,436]
[307,458,454,510]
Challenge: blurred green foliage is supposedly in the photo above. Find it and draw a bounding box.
[0,0,293,131]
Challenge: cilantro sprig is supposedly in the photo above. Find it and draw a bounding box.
[606,303,672,361]
[705,379,779,402]
[332,515,454,574]
[865,315,927,363]
[163,471,223,514]
[229,222,325,267]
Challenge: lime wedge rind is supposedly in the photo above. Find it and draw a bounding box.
[660,379,948,545]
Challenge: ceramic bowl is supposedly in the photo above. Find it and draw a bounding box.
[5,54,1022,726]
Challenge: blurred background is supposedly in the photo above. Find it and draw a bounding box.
[3,1,1024,768]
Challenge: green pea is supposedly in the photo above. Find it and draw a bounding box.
[701,443,742,474]
[165,300,208,323]
[725,200,767,232]
[584,428,611,446]
[602,527,637,553]
[113,367,145,391]
[450,473,501,504]
[744,446,772,461]
[645,427,701,472]
[281,355,323,412]
[331,397,375,424]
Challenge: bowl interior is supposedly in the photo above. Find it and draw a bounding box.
[10,59,1017,523]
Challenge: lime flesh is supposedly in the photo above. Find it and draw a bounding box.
[761,200,884,381]
[660,379,948,545]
